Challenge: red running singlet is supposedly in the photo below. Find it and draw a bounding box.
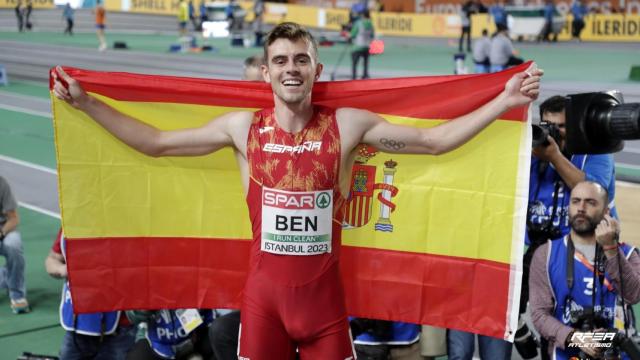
[238,106,356,360]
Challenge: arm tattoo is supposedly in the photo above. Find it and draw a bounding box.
[379,138,406,151]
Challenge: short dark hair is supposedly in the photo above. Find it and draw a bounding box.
[263,22,318,63]
[539,95,566,116]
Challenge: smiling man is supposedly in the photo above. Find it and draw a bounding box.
[53,22,541,360]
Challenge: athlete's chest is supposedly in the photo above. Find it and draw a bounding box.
[248,108,341,190]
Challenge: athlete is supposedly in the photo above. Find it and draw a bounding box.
[53,22,542,360]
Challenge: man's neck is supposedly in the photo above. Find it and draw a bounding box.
[570,230,596,247]
[273,97,314,134]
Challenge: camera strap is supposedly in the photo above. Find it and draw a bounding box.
[596,245,608,311]
[566,237,613,292]
[566,236,575,290]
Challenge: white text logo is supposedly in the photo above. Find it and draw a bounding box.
[263,141,322,154]
[568,332,616,349]
[259,126,274,134]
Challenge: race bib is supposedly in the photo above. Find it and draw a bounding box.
[261,187,333,256]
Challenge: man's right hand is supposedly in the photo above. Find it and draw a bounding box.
[532,135,561,162]
[52,66,90,109]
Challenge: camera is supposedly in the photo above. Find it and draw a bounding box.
[569,307,610,331]
[532,121,562,148]
[564,91,640,155]
[527,220,562,246]
[569,328,640,360]
[607,332,640,360]
[568,308,640,360]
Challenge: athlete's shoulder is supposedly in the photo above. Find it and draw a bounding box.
[211,111,254,139]
[336,107,375,120]
[336,107,382,128]
[220,110,254,123]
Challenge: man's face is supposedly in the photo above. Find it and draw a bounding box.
[262,38,322,105]
[542,110,566,149]
[568,182,608,236]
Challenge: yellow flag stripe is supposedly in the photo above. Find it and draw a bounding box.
[55,95,526,264]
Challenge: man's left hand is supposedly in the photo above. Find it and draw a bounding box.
[503,63,543,108]
[596,214,620,248]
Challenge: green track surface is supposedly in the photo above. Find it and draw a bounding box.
[0,108,56,169]
[0,81,51,99]
[617,165,640,179]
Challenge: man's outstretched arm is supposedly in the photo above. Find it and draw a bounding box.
[52,66,240,157]
[342,64,542,155]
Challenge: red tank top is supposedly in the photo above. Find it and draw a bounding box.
[245,105,345,286]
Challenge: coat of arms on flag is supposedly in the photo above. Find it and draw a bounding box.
[343,145,399,232]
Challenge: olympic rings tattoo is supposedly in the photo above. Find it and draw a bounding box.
[379,138,406,150]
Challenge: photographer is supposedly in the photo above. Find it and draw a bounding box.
[529,181,640,359]
[527,95,618,244]
[45,229,136,359]
[518,95,619,357]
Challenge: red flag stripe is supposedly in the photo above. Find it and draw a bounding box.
[342,245,511,339]
[65,236,510,338]
[51,64,531,121]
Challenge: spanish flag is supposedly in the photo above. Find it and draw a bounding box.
[51,63,532,340]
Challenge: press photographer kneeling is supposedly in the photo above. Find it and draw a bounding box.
[529,181,640,359]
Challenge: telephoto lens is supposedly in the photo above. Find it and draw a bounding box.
[565,91,640,154]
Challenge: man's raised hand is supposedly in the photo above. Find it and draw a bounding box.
[52,66,89,109]
[503,62,543,108]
